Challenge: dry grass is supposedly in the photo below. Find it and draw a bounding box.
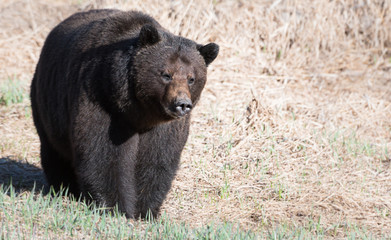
[0,0,390,238]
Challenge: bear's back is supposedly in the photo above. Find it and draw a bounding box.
[41,10,160,58]
[31,10,161,154]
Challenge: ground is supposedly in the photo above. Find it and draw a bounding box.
[0,0,390,238]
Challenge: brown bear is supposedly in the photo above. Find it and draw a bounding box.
[30,9,218,218]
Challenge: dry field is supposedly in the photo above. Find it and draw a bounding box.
[0,0,390,238]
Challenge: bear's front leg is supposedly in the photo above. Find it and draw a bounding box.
[74,129,139,218]
[134,159,179,219]
[134,122,189,219]
[73,105,139,218]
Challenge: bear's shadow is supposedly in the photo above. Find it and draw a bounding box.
[0,157,48,194]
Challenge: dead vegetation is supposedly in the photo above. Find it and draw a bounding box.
[0,0,390,238]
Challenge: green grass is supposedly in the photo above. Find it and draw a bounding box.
[0,184,386,239]
[0,77,26,106]
[0,185,259,239]
[324,129,389,165]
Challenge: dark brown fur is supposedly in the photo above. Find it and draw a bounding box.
[30,9,218,218]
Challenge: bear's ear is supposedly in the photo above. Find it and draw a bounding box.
[139,24,160,46]
[197,43,219,66]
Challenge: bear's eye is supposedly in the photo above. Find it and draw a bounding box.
[161,73,172,82]
[188,77,195,85]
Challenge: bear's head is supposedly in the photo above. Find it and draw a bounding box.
[133,24,219,124]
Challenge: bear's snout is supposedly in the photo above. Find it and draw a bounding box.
[164,81,193,118]
[174,98,193,117]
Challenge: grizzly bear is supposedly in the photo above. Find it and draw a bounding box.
[30,9,218,218]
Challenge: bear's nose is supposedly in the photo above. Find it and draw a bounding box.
[175,98,193,116]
